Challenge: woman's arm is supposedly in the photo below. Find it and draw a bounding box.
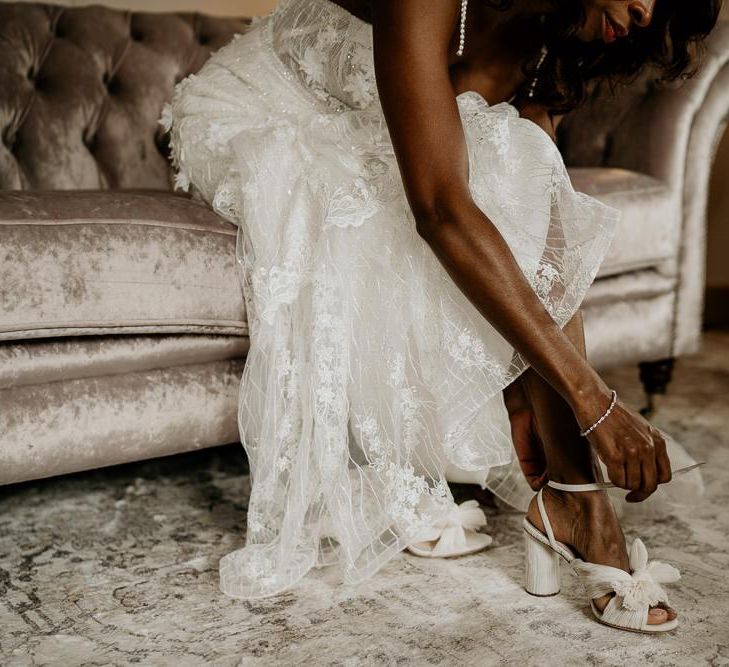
[370,0,671,500]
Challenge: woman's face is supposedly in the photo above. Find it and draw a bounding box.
[576,0,656,43]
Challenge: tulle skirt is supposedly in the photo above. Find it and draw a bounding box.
[161,17,699,600]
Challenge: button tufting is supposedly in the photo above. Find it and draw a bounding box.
[105,75,121,95]
[33,74,48,92]
[0,8,249,190]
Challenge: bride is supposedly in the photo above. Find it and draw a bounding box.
[161,0,719,632]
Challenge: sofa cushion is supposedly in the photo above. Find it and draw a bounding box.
[0,357,244,486]
[0,190,247,341]
[568,167,680,278]
[0,333,249,389]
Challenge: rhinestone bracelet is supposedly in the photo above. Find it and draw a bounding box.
[579,389,618,438]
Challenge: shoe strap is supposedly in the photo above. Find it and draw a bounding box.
[547,480,610,492]
[535,487,558,549]
[546,462,704,493]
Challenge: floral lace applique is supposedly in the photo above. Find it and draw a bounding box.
[310,269,350,481]
[443,322,508,382]
[534,261,561,300]
[343,69,374,109]
[460,96,513,159]
[386,352,406,388]
[354,412,387,464]
[299,46,327,88]
[324,177,380,229]
[443,424,484,470]
[271,0,377,112]
[383,462,430,532]
[252,259,309,325]
[212,171,243,222]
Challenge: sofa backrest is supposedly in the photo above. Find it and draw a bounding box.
[557,70,662,169]
[0,2,669,193]
[0,2,250,191]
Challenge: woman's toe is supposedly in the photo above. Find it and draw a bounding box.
[647,607,669,625]
[657,603,678,621]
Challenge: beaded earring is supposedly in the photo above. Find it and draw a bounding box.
[527,44,549,99]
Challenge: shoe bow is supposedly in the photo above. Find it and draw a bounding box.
[572,538,681,612]
[412,499,489,555]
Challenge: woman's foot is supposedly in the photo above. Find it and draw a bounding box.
[526,487,678,626]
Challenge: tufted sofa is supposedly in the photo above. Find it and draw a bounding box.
[1,3,728,486]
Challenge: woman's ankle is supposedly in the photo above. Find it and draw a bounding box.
[534,487,615,534]
[534,487,625,561]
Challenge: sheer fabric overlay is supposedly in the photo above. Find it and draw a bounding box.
[161,0,621,599]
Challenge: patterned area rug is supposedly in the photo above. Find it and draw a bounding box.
[1,332,728,666]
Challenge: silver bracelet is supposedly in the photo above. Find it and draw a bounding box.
[579,389,618,438]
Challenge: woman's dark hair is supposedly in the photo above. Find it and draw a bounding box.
[508,0,723,112]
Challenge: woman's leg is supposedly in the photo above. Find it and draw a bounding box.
[519,311,595,484]
[510,311,675,624]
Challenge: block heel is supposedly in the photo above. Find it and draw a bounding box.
[524,530,561,596]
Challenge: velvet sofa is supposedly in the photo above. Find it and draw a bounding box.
[1,3,728,486]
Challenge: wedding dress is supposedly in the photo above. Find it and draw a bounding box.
[160,0,697,600]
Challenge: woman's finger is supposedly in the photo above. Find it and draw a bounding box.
[625,448,641,491]
[639,440,658,498]
[654,432,672,484]
[606,456,627,489]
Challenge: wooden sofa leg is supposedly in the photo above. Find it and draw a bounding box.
[638,358,676,417]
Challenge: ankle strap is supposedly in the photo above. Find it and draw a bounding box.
[546,462,705,493]
[547,480,611,492]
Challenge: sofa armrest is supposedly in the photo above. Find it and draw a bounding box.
[613,23,729,356]
[598,22,729,189]
[559,22,729,358]
[559,22,729,185]
[673,25,729,355]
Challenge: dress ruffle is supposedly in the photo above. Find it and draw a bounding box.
[162,7,622,599]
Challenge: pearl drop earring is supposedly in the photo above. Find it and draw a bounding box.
[456,0,468,56]
[527,44,548,99]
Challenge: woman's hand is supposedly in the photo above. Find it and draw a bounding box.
[573,390,673,501]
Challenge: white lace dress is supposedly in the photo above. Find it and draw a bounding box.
[161,0,621,599]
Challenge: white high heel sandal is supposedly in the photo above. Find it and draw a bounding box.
[523,463,702,634]
[406,499,493,558]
